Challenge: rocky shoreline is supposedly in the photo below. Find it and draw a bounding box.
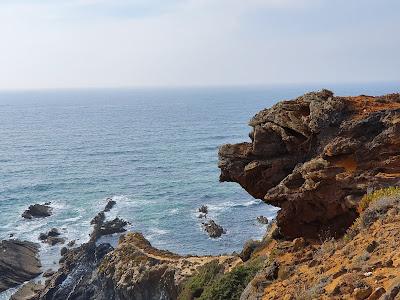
[2,90,400,299]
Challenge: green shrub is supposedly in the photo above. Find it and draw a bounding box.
[178,260,223,300]
[358,187,400,212]
[178,258,264,300]
[198,258,263,300]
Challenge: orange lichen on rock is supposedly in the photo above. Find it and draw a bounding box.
[326,154,358,173]
[344,94,400,121]
[246,195,400,300]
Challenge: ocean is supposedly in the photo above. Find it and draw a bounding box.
[0,83,398,296]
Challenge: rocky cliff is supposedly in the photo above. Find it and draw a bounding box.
[219,90,400,238]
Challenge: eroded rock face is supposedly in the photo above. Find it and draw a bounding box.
[0,240,42,292]
[219,90,400,238]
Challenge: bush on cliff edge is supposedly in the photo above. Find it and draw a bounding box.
[178,258,263,300]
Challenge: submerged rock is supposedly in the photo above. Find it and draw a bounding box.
[22,203,52,219]
[202,219,226,238]
[0,240,42,292]
[219,90,400,238]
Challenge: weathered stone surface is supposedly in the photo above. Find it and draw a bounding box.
[11,281,44,300]
[240,240,260,262]
[219,90,400,238]
[0,240,42,292]
[354,285,372,300]
[367,287,386,300]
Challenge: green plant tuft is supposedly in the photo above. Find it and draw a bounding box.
[358,187,400,212]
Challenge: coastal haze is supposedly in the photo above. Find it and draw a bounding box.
[0,0,399,90]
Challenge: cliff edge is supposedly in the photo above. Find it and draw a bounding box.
[219,90,400,238]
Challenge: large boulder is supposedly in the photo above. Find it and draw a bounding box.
[0,240,42,292]
[219,90,400,238]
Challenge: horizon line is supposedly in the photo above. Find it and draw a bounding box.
[0,80,399,93]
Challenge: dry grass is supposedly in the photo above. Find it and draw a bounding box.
[358,187,400,212]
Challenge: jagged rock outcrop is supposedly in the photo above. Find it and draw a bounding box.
[0,240,42,292]
[219,90,400,238]
[22,203,52,219]
[37,231,237,300]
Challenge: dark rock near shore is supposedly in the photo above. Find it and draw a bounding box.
[43,269,55,278]
[31,200,130,300]
[48,228,60,237]
[202,219,226,238]
[22,204,52,219]
[198,205,208,214]
[38,228,65,246]
[219,90,400,238]
[91,217,127,241]
[104,198,116,212]
[0,240,42,292]
[90,211,105,225]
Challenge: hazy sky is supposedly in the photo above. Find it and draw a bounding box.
[0,0,399,90]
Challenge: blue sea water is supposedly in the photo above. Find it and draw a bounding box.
[0,83,398,297]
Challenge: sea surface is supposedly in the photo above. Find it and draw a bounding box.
[0,83,398,298]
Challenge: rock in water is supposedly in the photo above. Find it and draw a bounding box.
[38,228,65,246]
[257,216,269,224]
[202,219,226,238]
[219,90,400,238]
[104,198,116,212]
[22,203,52,219]
[0,240,42,292]
[91,217,127,240]
[198,205,208,214]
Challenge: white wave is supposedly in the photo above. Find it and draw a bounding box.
[167,208,179,215]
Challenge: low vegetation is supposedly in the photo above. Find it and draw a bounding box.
[178,257,264,300]
[358,186,400,212]
[344,187,400,242]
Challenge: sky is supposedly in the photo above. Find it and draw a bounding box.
[0,0,399,90]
